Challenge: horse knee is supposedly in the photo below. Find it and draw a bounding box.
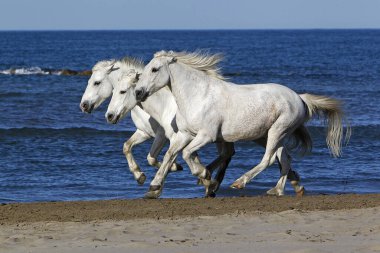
[191,168,205,178]
[147,154,156,166]
[123,141,132,154]
[182,149,191,161]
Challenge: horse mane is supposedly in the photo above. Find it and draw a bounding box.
[92,60,115,72]
[154,50,226,81]
[92,56,145,72]
[118,56,145,72]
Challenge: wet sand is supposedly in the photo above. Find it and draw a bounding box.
[1,194,380,253]
[1,194,379,224]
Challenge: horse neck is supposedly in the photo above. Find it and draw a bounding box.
[169,63,212,112]
[140,86,177,129]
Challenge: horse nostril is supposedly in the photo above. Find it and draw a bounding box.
[81,101,89,110]
[107,113,114,121]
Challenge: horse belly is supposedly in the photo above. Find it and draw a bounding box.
[220,118,270,142]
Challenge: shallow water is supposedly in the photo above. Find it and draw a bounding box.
[0,30,379,202]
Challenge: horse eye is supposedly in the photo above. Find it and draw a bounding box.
[120,90,127,94]
[94,81,101,86]
[151,67,158,73]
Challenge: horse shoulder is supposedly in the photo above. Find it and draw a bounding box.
[130,107,158,136]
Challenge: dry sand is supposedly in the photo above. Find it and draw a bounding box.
[0,194,379,253]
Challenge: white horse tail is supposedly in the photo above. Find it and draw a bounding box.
[299,93,351,157]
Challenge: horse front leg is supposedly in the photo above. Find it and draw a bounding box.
[123,129,151,185]
[182,131,216,197]
[145,132,191,199]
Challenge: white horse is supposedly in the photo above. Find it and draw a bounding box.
[80,57,236,197]
[134,50,350,199]
[80,57,183,186]
[108,53,308,198]
[105,61,236,197]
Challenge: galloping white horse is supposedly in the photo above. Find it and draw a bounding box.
[80,57,183,185]
[109,53,309,198]
[104,59,236,197]
[80,57,237,197]
[134,50,350,199]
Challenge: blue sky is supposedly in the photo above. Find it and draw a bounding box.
[1,0,380,30]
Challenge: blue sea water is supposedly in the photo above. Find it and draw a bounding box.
[0,30,379,203]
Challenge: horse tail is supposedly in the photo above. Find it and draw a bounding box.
[299,93,351,157]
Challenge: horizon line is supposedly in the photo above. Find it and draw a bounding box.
[0,28,380,32]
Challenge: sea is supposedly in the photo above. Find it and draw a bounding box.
[0,30,379,203]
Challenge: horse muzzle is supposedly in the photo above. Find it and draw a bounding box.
[106,112,120,124]
[80,101,94,113]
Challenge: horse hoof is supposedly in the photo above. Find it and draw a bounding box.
[230,179,245,189]
[266,188,278,196]
[205,192,216,198]
[208,180,219,193]
[266,187,284,196]
[136,173,146,185]
[143,192,159,199]
[296,186,305,197]
[143,185,162,199]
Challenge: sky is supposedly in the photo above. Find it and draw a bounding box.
[0,0,380,30]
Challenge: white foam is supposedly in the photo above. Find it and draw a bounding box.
[0,67,50,75]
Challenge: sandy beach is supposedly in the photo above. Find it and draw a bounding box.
[1,194,379,252]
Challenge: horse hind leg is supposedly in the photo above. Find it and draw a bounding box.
[266,149,305,197]
[266,146,290,196]
[288,170,305,197]
[231,127,286,189]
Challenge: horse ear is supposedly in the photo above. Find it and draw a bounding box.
[168,57,177,64]
[107,64,120,74]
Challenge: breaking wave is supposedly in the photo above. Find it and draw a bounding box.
[0,67,92,76]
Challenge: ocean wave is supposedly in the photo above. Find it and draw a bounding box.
[0,125,377,140]
[0,127,133,136]
[0,67,92,76]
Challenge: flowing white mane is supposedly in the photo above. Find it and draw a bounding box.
[92,60,115,72]
[154,50,226,80]
[92,56,145,72]
[118,56,145,72]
